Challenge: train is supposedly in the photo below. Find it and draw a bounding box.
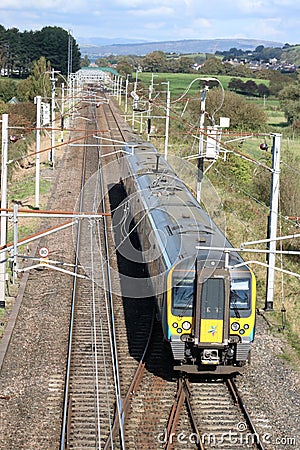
[118,138,256,375]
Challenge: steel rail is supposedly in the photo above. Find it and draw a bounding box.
[164,377,187,450]
[227,378,266,450]
[183,380,204,450]
[60,111,90,450]
[97,99,127,449]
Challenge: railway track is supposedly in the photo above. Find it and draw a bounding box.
[60,97,123,449]
[61,91,268,450]
[166,376,267,450]
[0,83,274,450]
[60,89,160,449]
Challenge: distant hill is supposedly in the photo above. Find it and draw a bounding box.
[79,38,284,58]
[78,37,148,46]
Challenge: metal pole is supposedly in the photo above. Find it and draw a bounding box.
[0,114,8,301]
[35,96,41,208]
[164,82,170,161]
[132,68,140,130]
[114,75,118,97]
[197,85,209,203]
[147,74,154,141]
[67,30,72,80]
[140,111,143,134]
[125,75,129,117]
[50,68,56,166]
[61,82,65,142]
[71,77,75,122]
[13,203,18,283]
[265,133,281,310]
[118,76,122,105]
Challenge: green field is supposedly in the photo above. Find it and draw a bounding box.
[135,72,285,128]
[136,72,270,97]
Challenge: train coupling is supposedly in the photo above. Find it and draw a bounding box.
[201,349,220,365]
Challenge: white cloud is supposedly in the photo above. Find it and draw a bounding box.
[237,0,264,13]
[0,0,86,11]
[130,6,174,17]
[193,18,211,28]
[1,0,300,43]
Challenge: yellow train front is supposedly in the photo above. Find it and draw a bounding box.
[119,140,256,376]
[166,256,256,375]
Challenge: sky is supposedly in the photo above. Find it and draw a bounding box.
[1,0,300,45]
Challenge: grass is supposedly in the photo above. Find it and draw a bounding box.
[9,177,50,203]
[136,72,270,98]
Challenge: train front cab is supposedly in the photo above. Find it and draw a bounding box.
[167,260,256,375]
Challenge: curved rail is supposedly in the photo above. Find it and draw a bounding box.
[164,377,204,450]
[103,306,156,449]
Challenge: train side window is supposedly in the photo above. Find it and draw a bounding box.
[230,279,250,310]
[200,278,225,320]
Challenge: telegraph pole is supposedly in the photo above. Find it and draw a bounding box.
[61,82,65,142]
[67,30,72,80]
[35,96,42,208]
[197,85,209,202]
[0,114,8,302]
[163,81,170,161]
[125,74,129,118]
[265,133,281,310]
[50,68,56,166]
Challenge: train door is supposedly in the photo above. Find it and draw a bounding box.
[194,268,230,346]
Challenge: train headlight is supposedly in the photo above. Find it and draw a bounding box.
[231,322,240,331]
[172,322,178,328]
[244,324,249,330]
[182,321,191,331]
[239,329,245,335]
[177,328,182,334]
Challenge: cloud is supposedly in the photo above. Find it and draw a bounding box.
[129,6,174,17]
[1,0,300,44]
[0,0,87,12]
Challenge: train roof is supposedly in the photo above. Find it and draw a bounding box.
[123,142,247,273]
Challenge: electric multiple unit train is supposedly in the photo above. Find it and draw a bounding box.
[119,139,256,375]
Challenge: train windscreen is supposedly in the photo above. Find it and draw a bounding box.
[230,279,250,311]
[172,278,194,316]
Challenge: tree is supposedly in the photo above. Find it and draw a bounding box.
[0,25,81,77]
[269,71,294,96]
[17,56,51,101]
[5,27,21,76]
[228,78,246,92]
[0,79,17,102]
[116,59,134,77]
[0,25,7,74]
[257,83,270,97]
[81,55,90,67]
[37,27,81,74]
[244,79,258,96]
[278,81,300,124]
[143,51,168,72]
[199,56,225,75]
[205,89,267,131]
